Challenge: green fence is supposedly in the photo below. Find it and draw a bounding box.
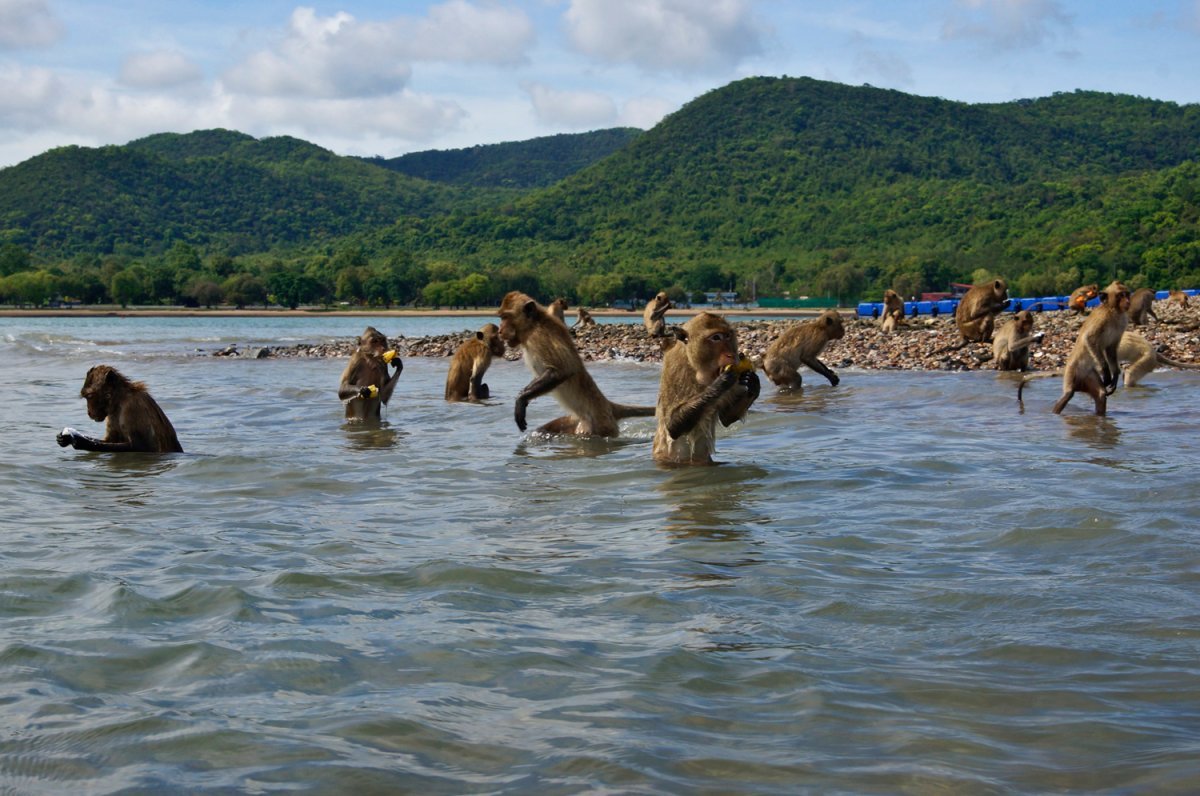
[756,297,839,309]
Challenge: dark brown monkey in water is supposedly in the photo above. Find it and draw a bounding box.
[954,278,1009,343]
[991,310,1043,371]
[653,312,759,465]
[57,365,183,452]
[444,323,505,401]
[879,289,905,334]
[643,291,673,337]
[761,310,845,389]
[1018,281,1131,415]
[1126,287,1158,326]
[498,291,655,436]
[337,326,403,421]
[1066,283,1099,315]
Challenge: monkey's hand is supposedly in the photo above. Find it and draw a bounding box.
[57,427,81,448]
[1033,332,1045,343]
[738,370,761,401]
[514,396,529,431]
[358,385,379,400]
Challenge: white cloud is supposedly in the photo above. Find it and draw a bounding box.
[942,0,1073,50]
[853,49,914,88]
[563,0,763,73]
[222,2,533,99]
[524,82,617,127]
[224,90,467,143]
[0,0,63,49]
[0,63,63,129]
[120,51,204,88]
[617,95,674,129]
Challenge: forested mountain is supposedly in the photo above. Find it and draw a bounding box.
[2,76,1199,309]
[362,128,642,188]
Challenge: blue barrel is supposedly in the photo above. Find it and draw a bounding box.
[1156,290,1170,300]
[937,299,958,315]
[916,301,934,315]
[857,302,880,318]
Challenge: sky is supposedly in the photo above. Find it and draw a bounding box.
[1,0,1199,169]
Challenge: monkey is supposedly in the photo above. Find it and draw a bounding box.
[1166,289,1190,309]
[653,312,760,465]
[1018,280,1130,415]
[549,298,569,326]
[642,291,673,337]
[991,310,1044,371]
[1127,287,1158,325]
[444,322,505,402]
[953,278,1010,344]
[1066,283,1099,315]
[1118,330,1200,387]
[761,310,845,389]
[879,289,906,334]
[337,326,403,421]
[57,365,183,453]
[574,307,597,328]
[498,291,655,436]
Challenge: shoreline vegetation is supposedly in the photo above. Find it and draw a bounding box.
[7,303,1192,374]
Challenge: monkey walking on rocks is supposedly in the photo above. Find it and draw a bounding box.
[762,310,845,389]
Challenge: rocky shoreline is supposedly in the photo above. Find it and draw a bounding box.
[229,305,1200,373]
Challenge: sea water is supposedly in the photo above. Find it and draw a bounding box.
[1,314,1198,793]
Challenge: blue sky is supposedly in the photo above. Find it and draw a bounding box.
[1,0,1198,168]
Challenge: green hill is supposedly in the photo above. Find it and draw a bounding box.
[362,128,642,189]
[3,76,1200,308]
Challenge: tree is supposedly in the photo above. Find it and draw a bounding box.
[0,243,31,277]
[110,267,147,307]
[222,274,266,309]
[815,263,866,306]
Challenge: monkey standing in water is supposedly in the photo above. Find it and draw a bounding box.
[338,326,403,421]
[654,312,760,465]
[57,365,183,453]
[762,310,845,389]
[498,291,655,436]
[643,291,673,337]
[991,310,1043,371]
[1018,281,1131,415]
[444,323,505,402]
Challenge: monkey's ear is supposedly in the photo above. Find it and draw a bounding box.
[104,368,120,386]
[674,328,689,343]
[522,300,538,317]
[994,280,1004,290]
[476,331,484,340]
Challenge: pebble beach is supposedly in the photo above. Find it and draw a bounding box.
[262,303,1200,374]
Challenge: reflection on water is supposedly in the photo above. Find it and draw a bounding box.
[2,318,1200,793]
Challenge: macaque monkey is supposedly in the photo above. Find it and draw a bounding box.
[762,310,845,389]
[653,312,760,465]
[445,323,505,401]
[549,298,569,326]
[337,326,403,421]
[1067,283,1099,315]
[1167,289,1190,309]
[574,308,597,328]
[991,310,1044,371]
[1018,281,1130,415]
[1119,331,1200,387]
[498,291,655,436]
[879,289,905,334]
[1127,287,1158,325]
[643,291,673,337]
[57,365,183,453]
[954,278,1009,343]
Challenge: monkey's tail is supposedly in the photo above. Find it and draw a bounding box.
[1156,355,1200,371]
[1017,371,1059,402]
[611,402,657,419]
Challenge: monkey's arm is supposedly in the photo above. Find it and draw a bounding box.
[718,371,760,427]
[57,427,136,452]
[337,363,364,400]
[514,367,566,431]
[967,300,1010,321]
[665,369,737,439]
[378,357,403,404]
[802,356,840,386]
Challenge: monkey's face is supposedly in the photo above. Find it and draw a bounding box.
[823,312,846,340]
[683,315,737,384]
[81,371,112,421]
[1016,312,1034,334]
